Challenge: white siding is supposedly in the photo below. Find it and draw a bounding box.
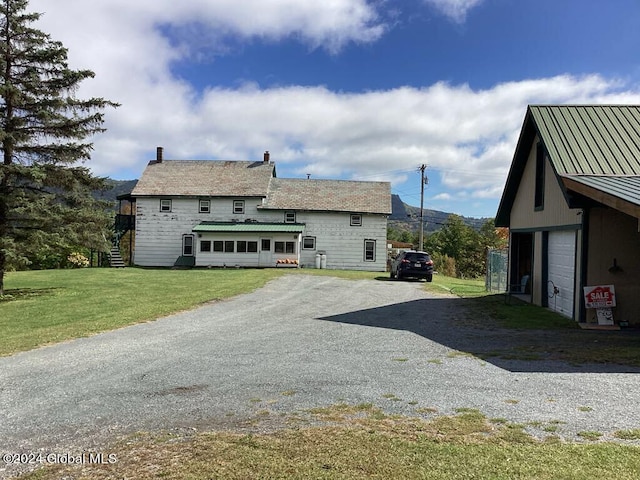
[134,197,388,271]
[134,196,264,266]
[295,212,387,272]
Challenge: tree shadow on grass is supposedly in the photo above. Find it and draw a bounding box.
[316,296,640,374]
[0,288,59,302]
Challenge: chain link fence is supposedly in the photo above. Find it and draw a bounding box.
[485,248,508,292]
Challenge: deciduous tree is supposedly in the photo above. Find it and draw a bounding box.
[0,0,118,293]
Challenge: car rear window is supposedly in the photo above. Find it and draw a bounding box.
[404,253,431,262]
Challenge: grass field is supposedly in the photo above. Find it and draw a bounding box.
[0,268,287,356]
[20,405,640,480]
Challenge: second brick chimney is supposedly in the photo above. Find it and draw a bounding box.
[263,150,270,164]
[156,146,163,163]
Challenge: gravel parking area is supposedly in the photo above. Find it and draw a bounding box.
[2,274,640,477]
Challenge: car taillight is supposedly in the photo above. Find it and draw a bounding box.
[426,260,433,266]
[401,259,411,264]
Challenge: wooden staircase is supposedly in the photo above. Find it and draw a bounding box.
[109,246,126,268]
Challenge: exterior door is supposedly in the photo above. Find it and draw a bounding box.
[547,230,576,318]
[259,238,272,267]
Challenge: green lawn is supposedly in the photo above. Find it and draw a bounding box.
[0,268,285,356]
[428,274,488,297]
[22,406,640,480]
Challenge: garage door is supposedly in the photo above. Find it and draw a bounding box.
[547,230,576,318]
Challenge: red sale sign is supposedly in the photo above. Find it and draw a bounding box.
[583,285,616,309]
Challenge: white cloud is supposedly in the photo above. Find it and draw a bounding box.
[23,0,640,208]
[422,0,484,23]
[432,193,452,201]
[92,75,640,193]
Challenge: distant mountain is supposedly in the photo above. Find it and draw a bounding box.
[390,194,488,232]
[93,179,138,206]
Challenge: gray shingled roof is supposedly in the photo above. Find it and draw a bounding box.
[260,178,391,214]
[131,160,275,197]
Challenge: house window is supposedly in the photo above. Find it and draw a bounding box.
[275,241,296,253]
[183,235,194,256]
[261,239,271,251]
[284,211,296,223]
[200,240,212,252]
[237,241,247,253]
[248,241,258,253]
[233,200,245,214]
[199,199,210,213]
[534,142,545,210]
[364,239,376,262]
[350,214,362,226]
[224,241,235,253]
[213,241,224,252]
[302,237,316,250]
[160,199,172,212]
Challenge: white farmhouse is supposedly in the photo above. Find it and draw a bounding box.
[122,148,391,271]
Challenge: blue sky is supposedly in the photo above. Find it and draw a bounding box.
[31,0,640,218]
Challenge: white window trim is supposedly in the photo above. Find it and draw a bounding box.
[275,241,296,254]
[302,236,316,250]
[364,239,376,262]
[183,234,195,256]
[350,214,362,226]
[160,199,172,212]
[199,199,210,213]
[284,211,296,223]
[233,200,245,214]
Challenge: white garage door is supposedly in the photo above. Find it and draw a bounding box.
[547,230,576,318]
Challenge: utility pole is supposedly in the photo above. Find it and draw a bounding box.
[418,164,427,250]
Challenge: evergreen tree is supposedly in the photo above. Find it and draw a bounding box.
[0,0,118,293]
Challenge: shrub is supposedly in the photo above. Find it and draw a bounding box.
[67,252,90,268]
[431,253,456,277]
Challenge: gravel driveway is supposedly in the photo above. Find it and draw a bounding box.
[2,274,640,477]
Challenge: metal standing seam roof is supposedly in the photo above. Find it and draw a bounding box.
[560,174,640,220]
[496,105,640,226]
[192,222,305,233]
[530,105,640,175]
[562,175,640,205]
[260,178,392,215]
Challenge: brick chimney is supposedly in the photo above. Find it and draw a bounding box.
[263,150,270,164]
[156,146,163,163]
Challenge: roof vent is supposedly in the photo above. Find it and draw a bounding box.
[263,150,270,164]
